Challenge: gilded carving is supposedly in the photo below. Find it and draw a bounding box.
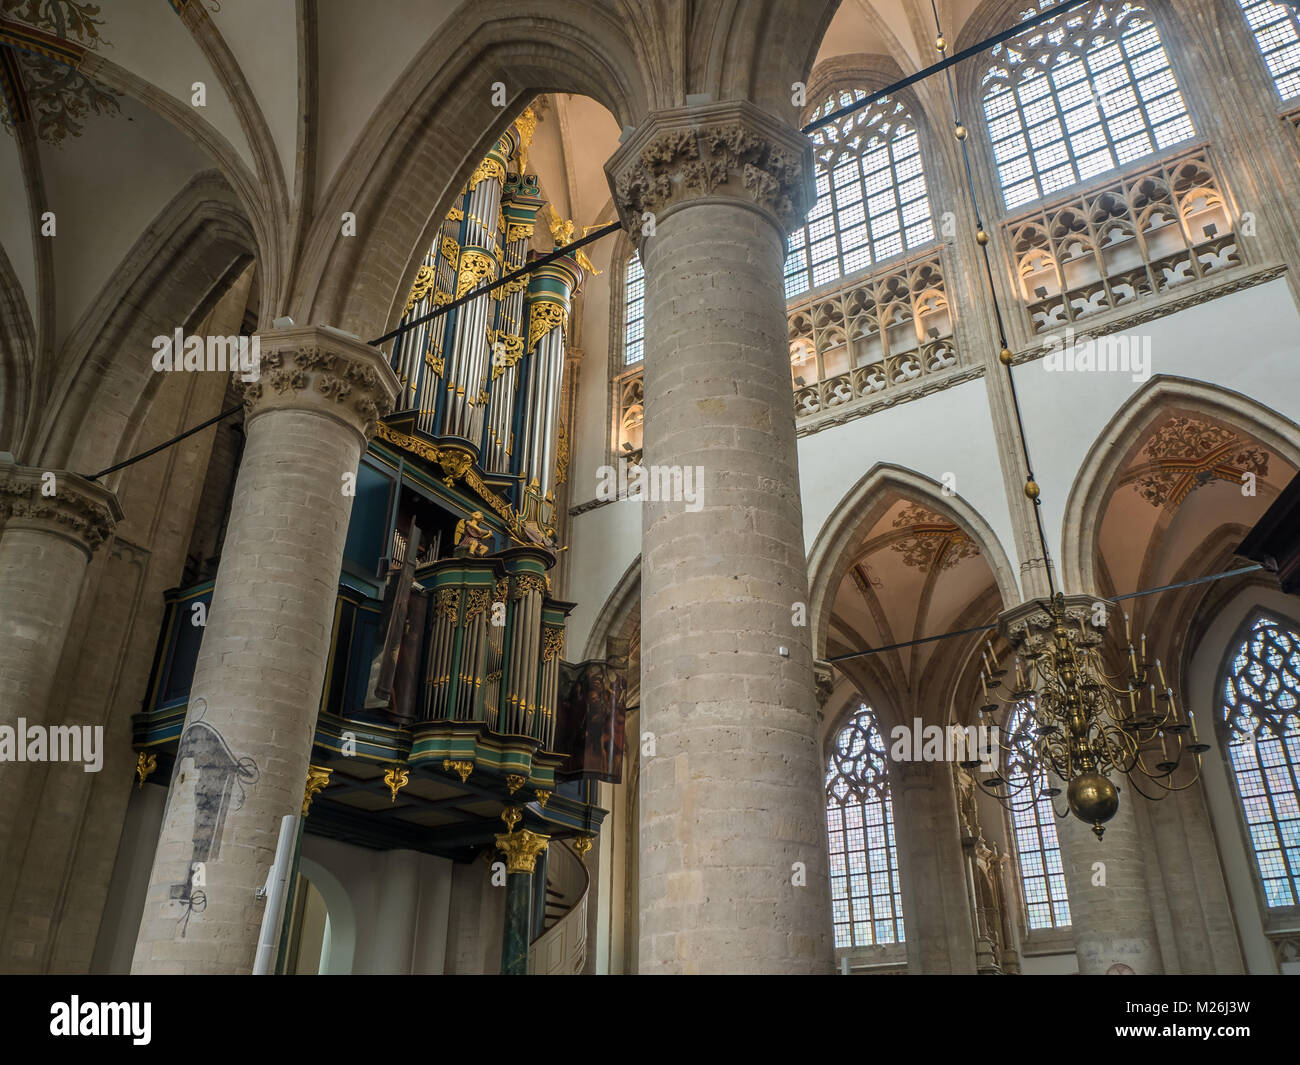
[404,264,437,313]
[528,300,567,352]
[455,249,498,300]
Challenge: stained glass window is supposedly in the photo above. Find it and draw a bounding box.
[1238,1,1300,101]
[1221,615,1300,909]
[981,0,1195,210]
[1004,703,1071,930]
[826,704,905,948]
[785,91,934,299]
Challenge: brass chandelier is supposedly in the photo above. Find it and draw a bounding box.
[967,595,1209,839]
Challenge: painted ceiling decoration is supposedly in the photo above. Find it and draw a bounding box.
[888,501,979,572]
[0,0,118,146]
[1122,415,1270,509]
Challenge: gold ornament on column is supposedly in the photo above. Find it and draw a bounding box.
[443,759,474,783]
[495,804,550,874]
[135,751,157,790]
[572,835,594,863]
[303,764,332,816]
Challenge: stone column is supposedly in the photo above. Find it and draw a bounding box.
[606,101,834,974]
[894,762,978,973]
[132,325,397,974]
[495,813,549,976]
[0,466,120,912]
[1057,789,1164,974]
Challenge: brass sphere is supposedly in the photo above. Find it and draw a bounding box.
[936,34,946,51]
[1023,479,1040,500]
[976,229,989,245]
[954,123,968,141]
[1068,772,1119,834]
[999,346,1014,364]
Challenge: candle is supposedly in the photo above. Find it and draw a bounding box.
[1189,710,1199,744]
[1123,612,1132,643]
[987,641,1000,669]
[1156,659,1167,689]
[1140,632,1147,661]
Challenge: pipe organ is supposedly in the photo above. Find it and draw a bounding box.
[387,114,581,539]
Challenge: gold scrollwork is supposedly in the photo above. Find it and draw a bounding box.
[425,351,445,375]
[505,773,526,794]
[527,300,568,352]
[506,222,534,244]
[404,264,437,313]
[467,156,505,190]
[436,587,462,622]
[512,573,546,600]
[555,422,569,485]
[432,289,453,306]
[303,764,333,816]
[440,235,460,265]
[455,249,498,300]
[447,206,465,222]
[135,751,157,790]
[465,588,490,618]
[542,626,565,661]
[383,765,410,803]
[443,759,474,783]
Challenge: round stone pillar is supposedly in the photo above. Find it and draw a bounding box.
[132,325,397,974]
[606,102,833,974]
[0,466,120,907]
[1057,785,1164,974]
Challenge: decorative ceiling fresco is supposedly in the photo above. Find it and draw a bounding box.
[0,0,119,146]
[1120,415,1271,510]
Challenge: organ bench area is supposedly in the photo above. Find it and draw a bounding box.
[131,112,627,974]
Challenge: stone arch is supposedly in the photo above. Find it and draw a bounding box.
[1060,374,1300,594]
[582,554,641,662]
[0,240,36,453]
[807,461,1020,663]
[293,4,654,342]
[34,172,257,474]
[298,855,357,976]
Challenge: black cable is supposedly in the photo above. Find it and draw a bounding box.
[86,404,243,482]
[827,565,1266,664]
[802,0,1084,134]
[369,221,622,347]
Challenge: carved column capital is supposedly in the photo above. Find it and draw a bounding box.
[605,101,815,243]
[0,463,122,557]
[239,325,400,442]
[495,828,551,875]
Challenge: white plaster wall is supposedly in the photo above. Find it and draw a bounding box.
[211,0,300,190]
[315,0,460,202]
[299,835,452,974]
[1013,277,1300,575]
[104,0,254,171]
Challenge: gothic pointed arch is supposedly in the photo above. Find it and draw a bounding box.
[1060,375,1300,594]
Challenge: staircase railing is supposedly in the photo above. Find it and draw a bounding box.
[527,841,589,974]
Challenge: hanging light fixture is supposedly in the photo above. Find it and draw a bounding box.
[965,594,1208,839]
[927,4,1208,839]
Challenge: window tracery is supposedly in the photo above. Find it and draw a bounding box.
[826,704,906,948]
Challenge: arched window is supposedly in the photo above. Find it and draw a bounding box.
[1004,703,1071,930]
[785,90,934,299]
[1221,615,1300,909]
[981,0,1195,210]
[1238,1,1300,101]
[623,252,645,366]
[826,704,905,948]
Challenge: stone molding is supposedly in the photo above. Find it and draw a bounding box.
[997,592,1111,656]
[605,100,815,241]
[239,325,400,441]
[0,463,123,556]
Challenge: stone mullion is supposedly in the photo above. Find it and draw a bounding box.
[607,101,834,975]
[131,326,397,975]
[893,761,978,973]
[925,97,1052,602]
